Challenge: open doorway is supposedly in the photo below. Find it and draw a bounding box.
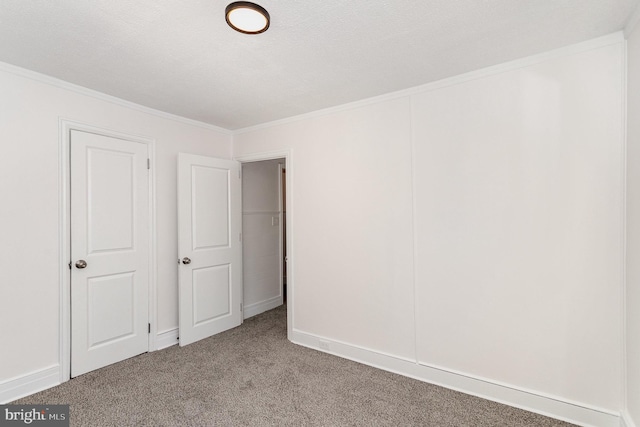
[241,158,287,319]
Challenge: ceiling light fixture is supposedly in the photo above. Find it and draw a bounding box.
[225,2,270,34]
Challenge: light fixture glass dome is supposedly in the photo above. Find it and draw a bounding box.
[226,2,270,34]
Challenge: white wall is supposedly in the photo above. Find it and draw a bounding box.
[0,65,231,392]
[236,97,417,359]
[626,15,640,427]
[242,159,284,317]
[412,43,623,410]
[233,37,625,420]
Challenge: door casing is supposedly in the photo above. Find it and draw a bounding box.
[58,119,157,383]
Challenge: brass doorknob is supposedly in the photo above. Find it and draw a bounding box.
[75,260,87,269]
[182,257,191,265]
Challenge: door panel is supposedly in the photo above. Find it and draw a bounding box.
[192,166,230,249]
[178,154,242,346]
[88,272,135,347]
[87,148,135,253]
[193,265,231,324]
[71,130,149,377]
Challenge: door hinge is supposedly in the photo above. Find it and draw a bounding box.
[147,159,150,169]
[148,323,151,334]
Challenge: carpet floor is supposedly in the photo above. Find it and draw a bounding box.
[15,305,575,426]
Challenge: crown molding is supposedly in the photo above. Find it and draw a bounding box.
[621,410,638,427]
[0,29,625,138]
[234,31,624,135]
[0,61,232,135]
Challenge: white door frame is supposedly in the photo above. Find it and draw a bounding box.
[277,162,285,307]
[235,150,293,341]
[58,119,157,382]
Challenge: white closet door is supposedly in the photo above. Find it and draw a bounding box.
[71,130,149,377]
[177,153,242,346]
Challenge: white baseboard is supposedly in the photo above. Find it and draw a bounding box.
[622,410,638,427]
[244,296,283,319]
[290,330,621,427]
[0,365,60,404]
[155,327,179,350]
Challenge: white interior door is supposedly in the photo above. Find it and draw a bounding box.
[178,154,242,346]
[71,130,149,377]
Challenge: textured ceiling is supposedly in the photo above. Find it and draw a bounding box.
[0,0,637,130]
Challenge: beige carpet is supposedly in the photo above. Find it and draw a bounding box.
[15,306,575,426]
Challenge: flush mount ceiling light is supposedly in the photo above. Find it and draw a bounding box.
[225,2,270,34]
